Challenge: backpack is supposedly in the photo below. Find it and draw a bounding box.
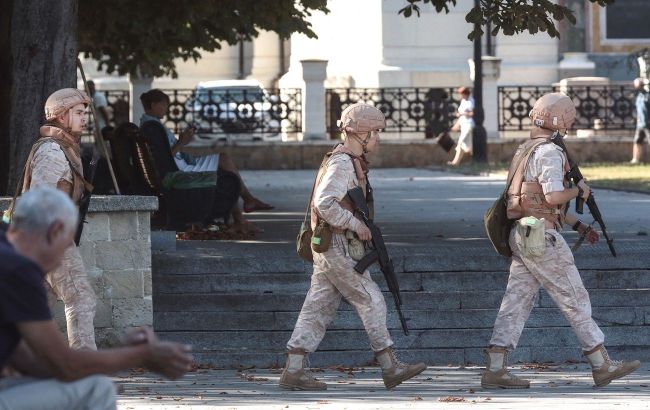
[484,140,547,257]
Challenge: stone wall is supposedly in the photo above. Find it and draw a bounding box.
[185,137,634,170]
[0,195,158,347]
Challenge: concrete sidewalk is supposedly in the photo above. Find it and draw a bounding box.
[116,363,650,409]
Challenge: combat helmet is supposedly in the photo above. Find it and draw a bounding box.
[337,103,386,135]
[44,88,91,120]
[528,92,576,131]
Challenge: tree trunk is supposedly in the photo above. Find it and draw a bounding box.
[0,0,78,195]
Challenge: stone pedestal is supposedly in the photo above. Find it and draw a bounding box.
[469,56,502,139]
[301,60,328,140]
[559,52,596,79]
[129,74,153,123]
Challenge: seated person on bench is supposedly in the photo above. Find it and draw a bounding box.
[139,89,273,232]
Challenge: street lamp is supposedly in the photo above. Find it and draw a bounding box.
[472,0,487,163]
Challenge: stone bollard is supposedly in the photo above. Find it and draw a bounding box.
[301,59,328,140]
[129,74,153,123]
[469,56,502,139]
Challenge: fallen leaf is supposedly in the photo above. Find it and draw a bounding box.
[439,396,466,402]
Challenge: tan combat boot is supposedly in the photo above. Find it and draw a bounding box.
[481,347,530,389]
[279,351,327,391]
[376,347,427,389]
[584,345,640,387]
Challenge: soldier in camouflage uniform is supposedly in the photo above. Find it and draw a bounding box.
[279,103,426,391]
[482,93,639,389]
[19,89,97,350]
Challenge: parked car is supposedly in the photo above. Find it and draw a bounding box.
[187,80,281,142]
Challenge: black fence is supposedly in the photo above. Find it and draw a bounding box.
[498,85,638,131]
[83,88,302,140]
[83,90,130,140]
[326,88,460,138]
[162,88,302,138]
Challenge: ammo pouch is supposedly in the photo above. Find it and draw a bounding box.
[515,216,545,258]
[345,230,366,261]
[311,220,332,253]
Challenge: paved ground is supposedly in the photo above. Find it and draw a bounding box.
[116,364,650,409]
[138,167,650,408]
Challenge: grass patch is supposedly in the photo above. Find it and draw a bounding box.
[451,162,650,193]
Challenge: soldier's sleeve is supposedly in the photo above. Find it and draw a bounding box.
[30,143,73,190]
[314,156,363,232]
[534,144,566,195]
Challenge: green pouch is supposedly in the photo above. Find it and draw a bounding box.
[311,220,332,253]
[296,221,314,262]
[162,171,217,190]
[516,216,546,258]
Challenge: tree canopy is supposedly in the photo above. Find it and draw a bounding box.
[78,0,329,78]
[399,0,614,40]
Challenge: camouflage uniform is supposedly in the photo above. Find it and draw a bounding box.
[27,141,97,350]
[287,153,393,353]
[490,144,604,351]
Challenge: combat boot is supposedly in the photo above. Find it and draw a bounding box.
[481,346,530,389]
[584,345,640,388]
[279,351,327,391]
[376,347,427,389]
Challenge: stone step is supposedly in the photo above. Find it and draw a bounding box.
[153,270,650,294]
[188,345,649,369]
[153,289,650,312]
[152,241,650,276]
[154,306,647,332]
[158,326,650,356]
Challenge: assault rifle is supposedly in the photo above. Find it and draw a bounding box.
[550,133,617,257]
[347,186,409,335]
[75,153,99,246]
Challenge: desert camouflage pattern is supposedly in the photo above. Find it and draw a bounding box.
[287,155,393,353]
[491,138,604,351]
[47,245,97,350]
[26,142,97,350]
[489,223,604,352]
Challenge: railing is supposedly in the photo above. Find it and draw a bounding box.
[162,88,302,138]
[83,90,130,141]
[498,85,637,131]
[326,88,460,138]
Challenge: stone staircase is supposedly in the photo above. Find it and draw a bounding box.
[152,240,650,369]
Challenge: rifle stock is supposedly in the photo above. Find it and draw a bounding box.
[550,133,616,257]
[347,187,410,335]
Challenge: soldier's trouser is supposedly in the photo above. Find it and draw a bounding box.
[490,229,604,351]
[0,375,116,410]
[287,234,394,353]
[47,244,97,350]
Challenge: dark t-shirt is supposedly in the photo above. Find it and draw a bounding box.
[0,228,52,369]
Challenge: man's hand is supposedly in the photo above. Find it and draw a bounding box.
[577,179,591,200]
[579,224,600,244]
[144,342,193,380]
[178,128,195,146]
[122,327,157,346]
[355,224,372,241]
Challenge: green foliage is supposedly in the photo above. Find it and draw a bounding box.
[78,0,328,78]
[399,0,614,40]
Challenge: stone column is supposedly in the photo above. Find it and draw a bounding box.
[469,56,502,139]
[249,31,283,89]
[301,60,328,140]
[129,74,153,123]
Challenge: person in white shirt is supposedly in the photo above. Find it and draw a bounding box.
[448,87,474,166]
[87,81,111,131]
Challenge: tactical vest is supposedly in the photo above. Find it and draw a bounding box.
[310,149,372,233]
[506,137,570,229]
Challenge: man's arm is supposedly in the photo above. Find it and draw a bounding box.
[6,340,54,378]
[18,320,192,381]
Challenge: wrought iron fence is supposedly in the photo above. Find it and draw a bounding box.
[83,90,130,140]
[498,85,637,131]
[326,87,460,138]
[162,88,302,138]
